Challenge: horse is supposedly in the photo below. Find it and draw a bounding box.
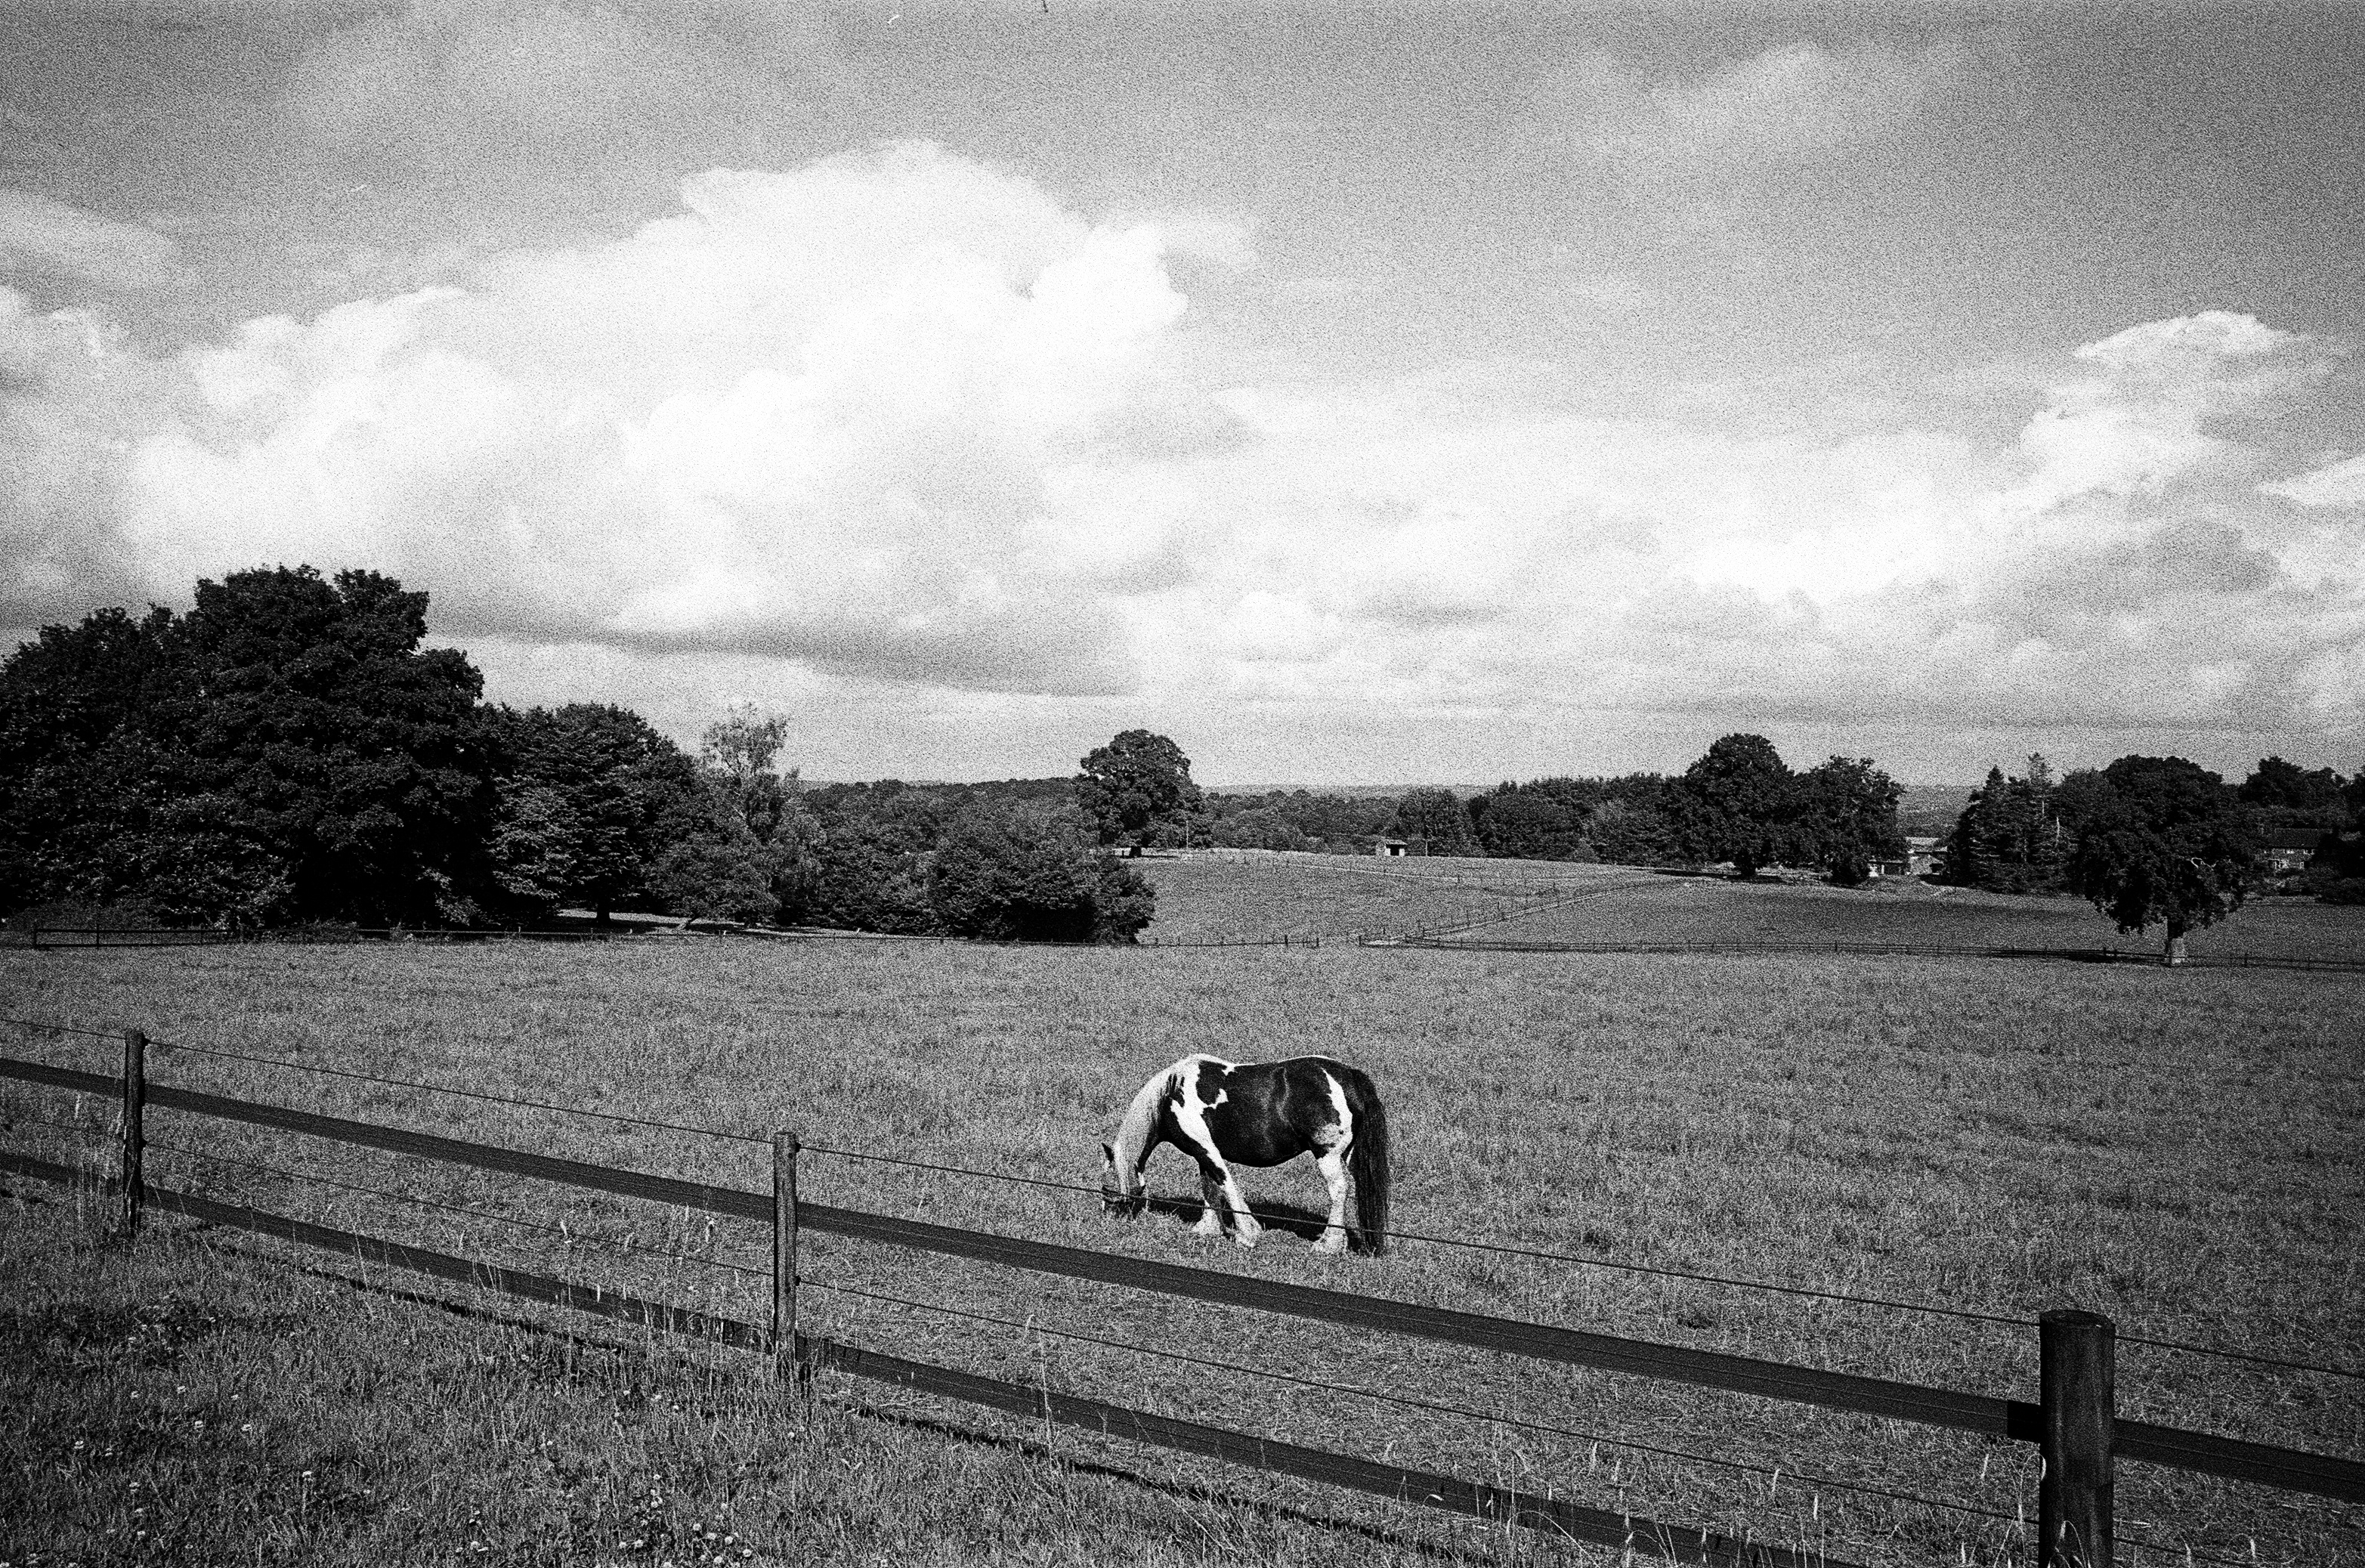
[1099,1053,1390,1255]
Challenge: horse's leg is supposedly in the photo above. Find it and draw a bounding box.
[1212,1158,1263,1248]
[1313,1144,1352,1254]
[1193,1169,1226,1238]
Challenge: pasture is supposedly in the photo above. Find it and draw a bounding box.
[1141,851,2365,963]
[3,907,2360,1563]
[1133,853,1655,942]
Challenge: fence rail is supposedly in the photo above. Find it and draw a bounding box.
[0,1147,1855,1568]
[2,1047,2357,1514]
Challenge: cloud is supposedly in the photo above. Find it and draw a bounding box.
[0,191,182,291]
[6,142,1227,693]
[7,156,2359,759]
[1999,311,2320,520]
[2264,453,2365,511]
[282,1,844,171]
[1532,39,1968,191]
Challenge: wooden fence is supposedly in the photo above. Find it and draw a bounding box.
[4,1038,2361,1568]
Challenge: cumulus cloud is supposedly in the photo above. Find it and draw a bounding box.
[5,142,1233,692]
[2000,311,2320,520]
[0,191,182,291]
[6,147,2359,756]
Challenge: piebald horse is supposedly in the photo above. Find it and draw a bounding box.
[1099,1053,1390,1255]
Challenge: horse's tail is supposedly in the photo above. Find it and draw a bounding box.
[1340,1068,1391,1255]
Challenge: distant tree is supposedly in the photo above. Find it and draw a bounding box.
[1792,756,1905,886]
[804,820,937,935]
[1470,788,1588,861]
[700,704,796,839]
[645,783,781,925]
[2238,756,2345,815]
[2062,756,2257,963]
[1210,807,1315,852]
[1666,734,1796,878]
[490,704,708,926]
[694,704,818,921]
[1390,787,1479,855]
[1584,793,1676,865]
[1946,756,2069,895]
[1088,855,1158,942]
[928,801,1155,943]
[1076,730,1210,852]
[2235,756,2351,850]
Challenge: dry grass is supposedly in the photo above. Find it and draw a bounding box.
[3,934,2359,1566]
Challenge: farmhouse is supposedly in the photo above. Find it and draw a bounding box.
[2259,830,2327,877]
[1871,837,1947,879]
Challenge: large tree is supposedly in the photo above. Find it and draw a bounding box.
[1075,729,1208,852]
[929,801,1156,943]
[1792,755,1906,886]
[1665,734,1797,879]
[488,704,722,924]
[0,568,498,926]
[2062,756,2256,963]
[696,704,817,920]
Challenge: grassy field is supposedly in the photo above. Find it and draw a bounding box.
[4,932,2359,1566]
[1136,855,1660,942]
[1447,875,2365,962]
[1135,850,2365,963]
[2,1192,1494,1568]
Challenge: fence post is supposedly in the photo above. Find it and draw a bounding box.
[2039,1309,2115,1568]
[772,1131,804,1386]
[115,1028,147,1240]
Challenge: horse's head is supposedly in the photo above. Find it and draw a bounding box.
[1099,1140,1145,1219]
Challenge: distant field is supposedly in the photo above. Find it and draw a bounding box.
[1136,854,1656,942]
[1450,876,2365,962]
[4,940,2358,1566]
[1139,852,2365,963]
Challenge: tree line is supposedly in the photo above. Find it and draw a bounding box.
[1941,753,2364,907]
[5,566,2354,957]
[1207,735,1908,886]
[0,568,1156,942]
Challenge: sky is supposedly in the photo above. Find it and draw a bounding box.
[3,2,2361,786]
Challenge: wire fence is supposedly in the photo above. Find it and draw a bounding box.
[806,1277,2024,1523]
[5,1011,2354,1384]
[144,1139,765,1278]
[2,1028,2356,1568]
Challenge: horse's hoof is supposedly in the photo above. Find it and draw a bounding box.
[1313,1236,1348,1256]
[1234,1231,1262,1250]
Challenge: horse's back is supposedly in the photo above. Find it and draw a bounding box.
[1186,1055,1364,1167]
